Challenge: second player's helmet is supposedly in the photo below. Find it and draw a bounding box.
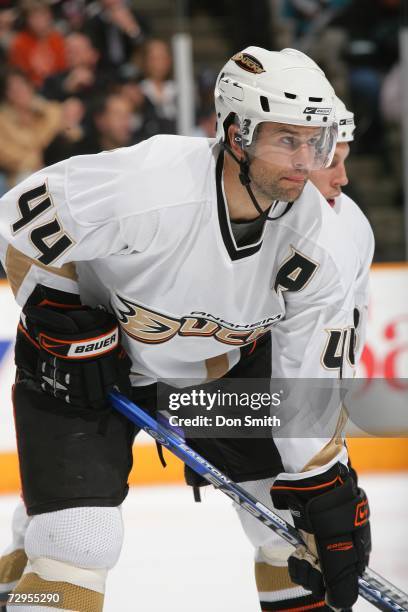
[215,47,338,169]
[335,96,355,143]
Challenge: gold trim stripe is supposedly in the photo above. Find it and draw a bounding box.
[205,353,229,380]
[0,549,27,584]
[13,573,103,611]
[5,245,77,297]
[301,406,348,472]
[255,562,296,592]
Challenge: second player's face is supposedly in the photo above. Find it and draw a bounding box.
[310,142,350,205]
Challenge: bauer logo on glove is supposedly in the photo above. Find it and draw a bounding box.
[38,328,119,359]
[19,303,132,410]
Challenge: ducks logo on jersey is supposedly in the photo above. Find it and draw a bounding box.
[113,294,282,346]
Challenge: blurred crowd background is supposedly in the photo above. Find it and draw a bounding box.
[0,0,404,276]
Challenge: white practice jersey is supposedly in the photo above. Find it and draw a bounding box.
[0,136,361,470]
[332,192,374,363]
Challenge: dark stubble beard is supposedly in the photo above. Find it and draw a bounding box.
[249,161,308,203]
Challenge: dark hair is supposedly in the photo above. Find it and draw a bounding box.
[84,92,124,133]
[19,0,52,14]
[19,0,53,29]
[222,112,237,146]
[88,93,119,118]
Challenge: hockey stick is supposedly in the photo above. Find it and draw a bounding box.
[110,390,408,612]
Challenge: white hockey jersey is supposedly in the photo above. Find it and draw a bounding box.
[332,192,374,363]
[0,136,361,471]
[0,135,360,382]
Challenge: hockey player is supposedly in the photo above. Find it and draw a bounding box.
[0,47,370,611]
[310,97,375,362]
[235,96,375,612]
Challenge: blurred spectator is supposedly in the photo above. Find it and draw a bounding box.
[53,0,88,32]
[281,0,351,39]
[42,32,108,102]
[187,0,273,52]
[0,68,82,188]
[335,0,400,69]
[380,63,401,124]
[73,92,133,154]
[279,0,351,95]
[43,96,85,165]
[0,5,17,55]
[8,0,66,88]
[84,0,145,71]
[191,105,216,139]
[118,70,176,142]
[224,0,273,51]
[140,39,177,128]
[196,68,217,110]
[334,0,400,155]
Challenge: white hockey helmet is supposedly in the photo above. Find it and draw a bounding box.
[215,47,337,142]
[335,96,355,143]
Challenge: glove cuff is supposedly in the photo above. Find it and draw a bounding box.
[306,478,370,537]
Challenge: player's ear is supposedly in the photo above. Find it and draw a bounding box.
[227,123,244,160]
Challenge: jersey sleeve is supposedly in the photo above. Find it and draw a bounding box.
[334,193,375,365]
[272,248,356,378]
[354,219,375,364]
[0,148,157,307]
[271,247,356,473]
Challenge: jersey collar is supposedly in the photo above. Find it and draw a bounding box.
[216,150,293,261]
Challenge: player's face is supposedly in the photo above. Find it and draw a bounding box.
[248,123,325,202]
[310,142,350,205]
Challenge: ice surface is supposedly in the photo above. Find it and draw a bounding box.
[0,473,407,611]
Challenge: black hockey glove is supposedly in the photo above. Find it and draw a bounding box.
[23,305,132,410]
[271,462,371,609]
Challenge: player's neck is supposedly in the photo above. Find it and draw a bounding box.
[222,152,270,221]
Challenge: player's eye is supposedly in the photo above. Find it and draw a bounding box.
[280,136,296,148]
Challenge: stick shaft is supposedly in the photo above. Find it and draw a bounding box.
[110,390,408,612]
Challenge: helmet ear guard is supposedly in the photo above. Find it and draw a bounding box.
[334,96,355,143]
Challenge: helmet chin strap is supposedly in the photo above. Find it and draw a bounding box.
[222,141,265,217]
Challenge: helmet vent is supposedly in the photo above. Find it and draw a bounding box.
[284,92,297,99]
[260,96,270,112]
[309,97,322,102]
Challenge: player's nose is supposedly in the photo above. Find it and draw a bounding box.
[291,144,313,170]
[333,163,349,188]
